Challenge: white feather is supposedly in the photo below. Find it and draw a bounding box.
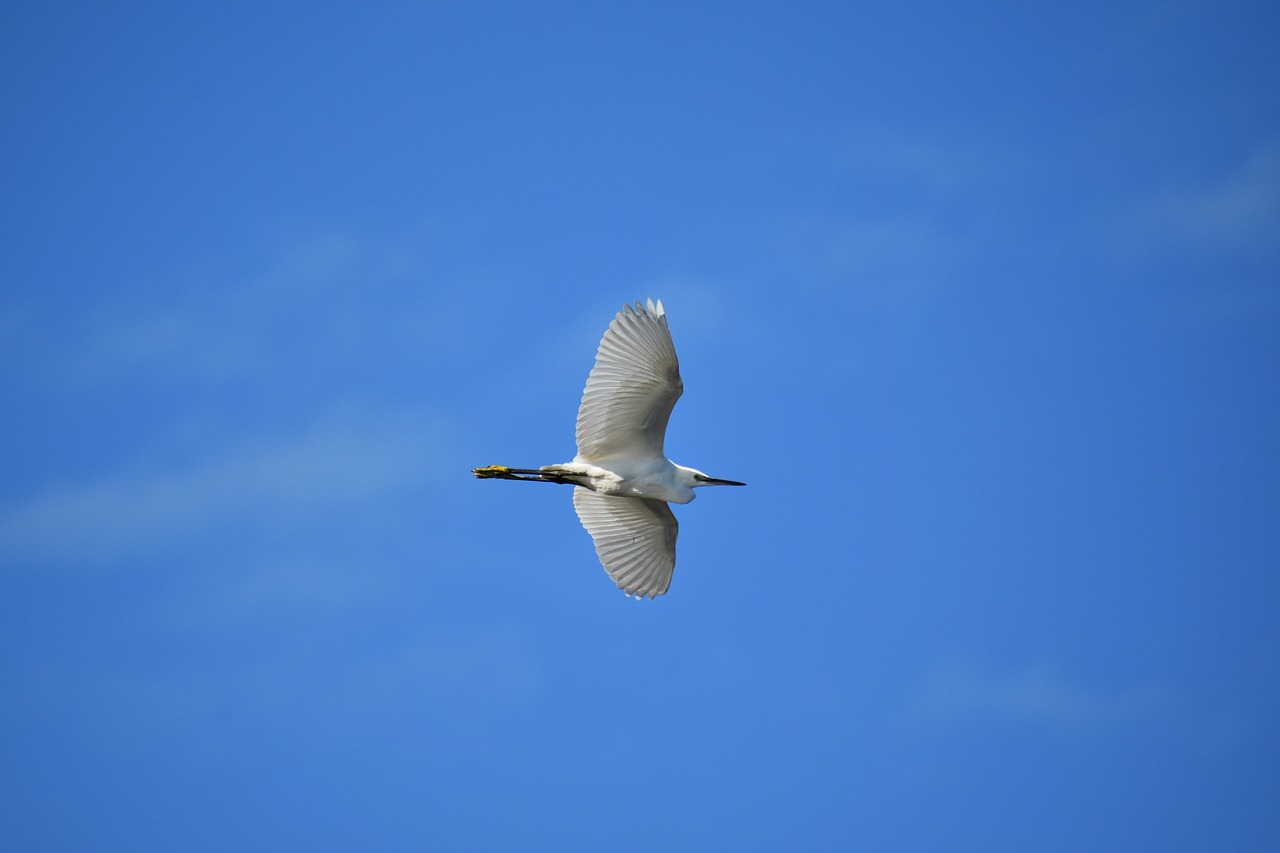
[474,298,743,599]
[573,487,677,599]
[575,299,682,462]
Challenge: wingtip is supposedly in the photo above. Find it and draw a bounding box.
[621,298,665,319]
[622,584,665,600]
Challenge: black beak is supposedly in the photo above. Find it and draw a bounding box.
[703,477,746,486]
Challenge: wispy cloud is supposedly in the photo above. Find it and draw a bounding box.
[43,224,514,392]
[0,412,440,564]
[1136,141,1280,255]
[918,661,1166,729]
[831,123,1033,197]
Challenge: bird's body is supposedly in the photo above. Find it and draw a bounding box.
[473,299,743,599]
[538,457,700,504]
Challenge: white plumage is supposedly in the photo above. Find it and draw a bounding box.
[572,489,678,598]
[473,299,744,599]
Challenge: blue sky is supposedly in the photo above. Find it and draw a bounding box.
[3,1,1278,850]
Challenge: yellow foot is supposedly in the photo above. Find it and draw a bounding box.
[472,465,514,478]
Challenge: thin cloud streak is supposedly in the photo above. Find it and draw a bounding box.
[919,661,1168,729]
[44,226,508,391]
[1137,141,1280,255]
[0,413,439,564]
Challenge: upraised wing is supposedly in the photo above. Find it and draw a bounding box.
[572,488,678,599]
[575,299,682,461]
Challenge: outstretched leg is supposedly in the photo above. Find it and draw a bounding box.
[472,465,579,485]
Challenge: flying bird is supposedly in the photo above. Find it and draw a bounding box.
[473,298,744,599]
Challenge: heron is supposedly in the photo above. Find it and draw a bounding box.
[473,298,744,599]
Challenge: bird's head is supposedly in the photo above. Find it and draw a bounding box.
[682,467,747,489]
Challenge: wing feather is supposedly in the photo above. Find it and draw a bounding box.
[572,488,678,599]
[575,299,682,461]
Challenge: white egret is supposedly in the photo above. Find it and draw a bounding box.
[474,298,744,599]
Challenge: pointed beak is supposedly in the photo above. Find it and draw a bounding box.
[703,477,746,486]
